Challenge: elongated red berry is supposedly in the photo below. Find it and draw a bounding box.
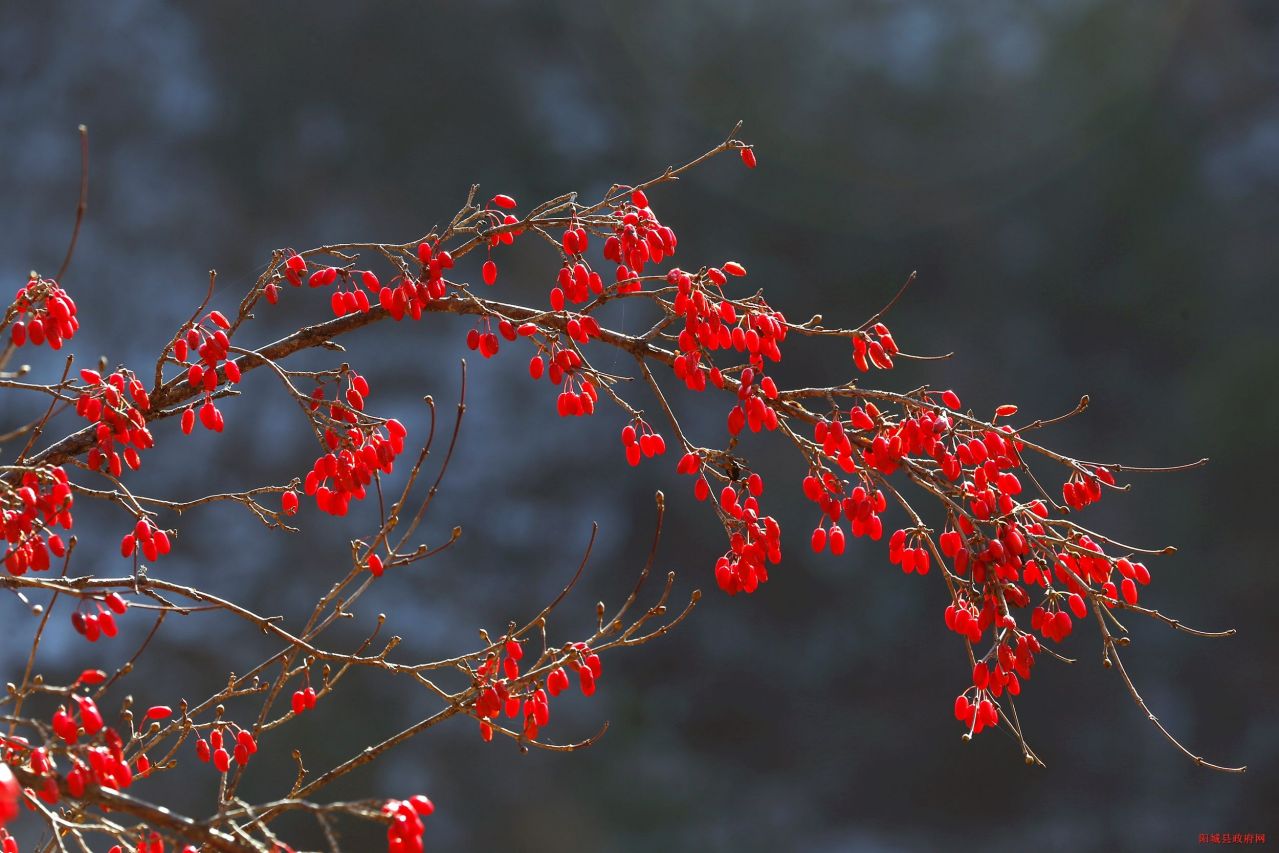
[811,526,827,552]
[1068,593,1087,619]
[828,525,846,556]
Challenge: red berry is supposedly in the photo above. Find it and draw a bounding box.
[828,525,846,556]
[77,668,107,685]
[1068,593,1087,619]
[810,527,827,553]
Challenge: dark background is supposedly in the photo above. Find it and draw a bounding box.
[2,2,1275,850]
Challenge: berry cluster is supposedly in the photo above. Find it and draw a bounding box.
[711,478,781,596]
[403,243,454,315]
[284,254,380,318]
[193,725,258,773]
[569,643,603,698]
[172,310,243,433]
[77,369,155,475]
[621,420,666,466]
[667,264,786,393]
[69,591,128,642]
[6,276,79,349]
[176,311,240,391]
[550,260,604,308]
[302,417,407,516]
[863,400,1161,739]
[383,795,433,853]
[1061,465,1114,510]
[120,517,172,563]
[888,528,932,574]
[486,193,521,244]
[473,639,601,743]
[2,467,72,576]
[331,271,375,317]
[0,696,150,826]
[726,367,781,436]
[51,695,105,744]
[954,631,1041,738]
[281,247,459,324]
[536,345,598,417]
[602,189,677,279]
[465,315,516,359]
[851,323,898,372]
[295,373,407,516]
[290,685,318,715]
[805,474,887,555]
[864,394,953,478]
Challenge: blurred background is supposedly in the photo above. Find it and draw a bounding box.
[2,1,1276,850]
